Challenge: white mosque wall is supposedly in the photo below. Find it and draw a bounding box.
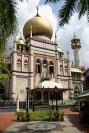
[63,91,69,100]
[35,73,41,88]
[16,77,28,101]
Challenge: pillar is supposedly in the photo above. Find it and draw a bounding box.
[28,45,34,89]
[16,93,19,112]
[11,74,16,101]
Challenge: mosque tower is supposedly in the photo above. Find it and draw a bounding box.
[71,34,81,68]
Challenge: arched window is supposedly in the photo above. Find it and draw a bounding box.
[44,91,48,101]
[17,58,22,71]
[37,91,41,100]
[36,59,41,73]
[74,86,80,96]
[49,61,54,74]
[24,59,28,64]
[43,59,47,65]
[0,83,5,94]
[17,58,21,63]
[24,59,28,72]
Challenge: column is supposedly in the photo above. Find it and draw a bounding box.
[41,90,44,103]
[74,49,80,68]
[62,61,65,75]
[12,43,17,71]
[11,74,16,101]
[41,64,43,77]
[22,55,24,71]
[16,93,19,112]
[28,44,33,89]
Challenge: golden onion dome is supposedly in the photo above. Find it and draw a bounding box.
[23,12,53,39]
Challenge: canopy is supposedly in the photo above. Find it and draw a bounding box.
[37,80,63,89]
[78,90,89,98]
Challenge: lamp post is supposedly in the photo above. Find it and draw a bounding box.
[26,87,29,113]
[51,91,54,110]
[16,93,19,112]
[32,90,36,112]
[54,86,58,111]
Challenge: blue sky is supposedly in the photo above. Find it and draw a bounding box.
[12,0,89,68]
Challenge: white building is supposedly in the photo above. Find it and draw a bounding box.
[10,8,84,102]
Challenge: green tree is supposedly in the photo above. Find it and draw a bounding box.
[45,0,89,26]
[0,0,17,53]
[0,61,9,80]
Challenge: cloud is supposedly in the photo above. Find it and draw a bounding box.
[15,0,57,40]
[57,13,89,68]
[8,0,89,68]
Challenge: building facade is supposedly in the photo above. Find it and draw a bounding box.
[10,9,84,102]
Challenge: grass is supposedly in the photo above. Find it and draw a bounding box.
[16,110,64,122]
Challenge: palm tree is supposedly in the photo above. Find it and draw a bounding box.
[45,0,89,26]
[0,0,17,53]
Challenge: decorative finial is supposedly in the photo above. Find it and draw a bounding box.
[73,32,76,38]
[67,50,69,60]
[55,33,57,42]
[72,61,73,66]
[36,6,39,16]
[30,25,32,38]
[20,32,22,39]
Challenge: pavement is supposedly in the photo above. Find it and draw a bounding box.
[0,109,89,133]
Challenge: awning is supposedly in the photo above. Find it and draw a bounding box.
[71,68,83,73]
[78,89,89,99]
[36,80,66,90]
[79,92,89,98]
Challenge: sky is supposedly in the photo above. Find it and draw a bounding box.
[12,0,89,68]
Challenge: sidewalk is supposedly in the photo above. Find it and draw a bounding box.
[0,109,89,133]
[0,113,16,133]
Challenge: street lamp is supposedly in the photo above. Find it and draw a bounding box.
[26,87,29,113]
[32,90,36,112]
[54,86,58,111]
[51,91,54,110]
[16,93,19,112]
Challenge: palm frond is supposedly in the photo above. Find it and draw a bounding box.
[45,0,60,4]
[0,0,17,43]
[78,0,87,19]
[86,0,89,21]
[58,0,78,26]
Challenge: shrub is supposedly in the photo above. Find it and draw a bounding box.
[30,111,48,121]
[60,111,64,121]
[47,110,55,121]
[16,110,64,122]
[16,112,26,121]
[73,105,80,112]
[46,110,64,121]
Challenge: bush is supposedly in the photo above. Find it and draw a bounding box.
[16,112,25,121]
[30,111,48,121]
[73,105,80,112]
[60,111,64,121]
[16,110,64,122]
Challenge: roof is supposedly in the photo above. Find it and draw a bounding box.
[57,47,63,53]
[78,89,89,99]
[71,68,83,73]
[36,80,64,89]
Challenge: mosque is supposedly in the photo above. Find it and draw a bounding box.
[10,7,84,102]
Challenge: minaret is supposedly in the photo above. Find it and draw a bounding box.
[67,50,71,76]
[71,34,81,68]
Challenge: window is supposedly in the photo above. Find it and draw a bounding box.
[49,61,54,74]
[17,58,21,71]
[36,59,41,74]
[43,59,47,65]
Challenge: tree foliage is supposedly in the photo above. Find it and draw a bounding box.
[0,0,17,50]
[45,0,89,26]
[0,61,9,80]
